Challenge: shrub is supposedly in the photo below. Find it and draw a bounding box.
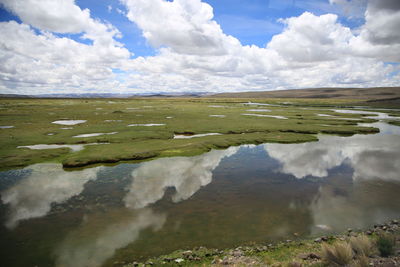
[376,233,395,257]
[322,241,353,266]
[350,234,376,257]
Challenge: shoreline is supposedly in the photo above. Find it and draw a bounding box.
[121,219,400,266]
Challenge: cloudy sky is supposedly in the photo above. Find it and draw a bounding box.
[0,0,399,94]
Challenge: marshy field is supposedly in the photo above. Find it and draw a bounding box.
[0,97,391,170]
[0,96,400,266]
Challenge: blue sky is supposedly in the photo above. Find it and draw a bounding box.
[0,0,398,94]
[0,0,367,57]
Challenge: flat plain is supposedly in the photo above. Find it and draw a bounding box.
[0,97,392,171]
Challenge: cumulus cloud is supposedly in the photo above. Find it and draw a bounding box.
[122,0,241,56]
[118,0,399,92]
[267,12,354,62]
[0,163,101,229]
[0,21,130,94]
[0,0,399,93]
[0,0,121,42]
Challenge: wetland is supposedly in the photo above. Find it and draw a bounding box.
[0,97,400,266]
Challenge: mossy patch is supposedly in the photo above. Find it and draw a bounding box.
[0,98,383,170]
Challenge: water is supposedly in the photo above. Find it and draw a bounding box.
[1,122,400,267]
[51,120,87,125]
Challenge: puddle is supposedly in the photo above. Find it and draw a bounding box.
[246,109,271,112]
[358,122,400,135]
[166,117,173,119]
[243,102,281,107]
[73,132,118,138]
[333,117,362,121]
[60,127,73,130]
[242,113,288,119]
[317,114,334,117]
[0,126,14,129]
[128,124,165,127]
[208,105,225,108]
[17,143,109,152]
[332,109,400,120]
[173,133,222,139]
[52,120,87,126]
[209,115,226,118]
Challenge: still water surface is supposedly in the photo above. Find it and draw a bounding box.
[1,122,400,266]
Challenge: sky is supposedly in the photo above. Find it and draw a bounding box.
[0,0,399,95]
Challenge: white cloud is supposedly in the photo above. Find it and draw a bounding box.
[347,0,400,61]
[267,12,354,62]
[0,0,399,94]
[0,0,121,43]
[122,0,241,56]
[0,21,130,94]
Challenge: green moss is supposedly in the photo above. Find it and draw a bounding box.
[0,98,383,170]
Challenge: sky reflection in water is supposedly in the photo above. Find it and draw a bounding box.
[0,122,400,266]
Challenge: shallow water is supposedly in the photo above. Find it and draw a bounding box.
[52,120,87,126]
[242,113,288,119]
[1,122,400,267]
[332,109,400,120]
[246,109,271,112]
[209,115,226,118]
[128,123,165,127]
[173,133,222,139]
[73,132,118,138]
[17,144,86,152]
[243,102,282,107]
[17,143,109,152]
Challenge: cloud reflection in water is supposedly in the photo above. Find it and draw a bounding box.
[264,134,400,182]
[124,147,239,209]
[1,163,101,228]
[55,208,166,267]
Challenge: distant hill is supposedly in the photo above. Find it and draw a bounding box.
[210,87,400,101]
[1,87,399,101]
[0,92,208,98]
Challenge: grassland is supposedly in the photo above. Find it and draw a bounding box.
[211,86,400,100]
[0,97,389,170]
[121,221,400,267]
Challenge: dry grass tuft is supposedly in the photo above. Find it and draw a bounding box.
[352,254,370,267]
[350,234,376,257]
[321,241,353,266]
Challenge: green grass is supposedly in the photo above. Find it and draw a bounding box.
[119,228,399,267]
[0,97,381,170]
